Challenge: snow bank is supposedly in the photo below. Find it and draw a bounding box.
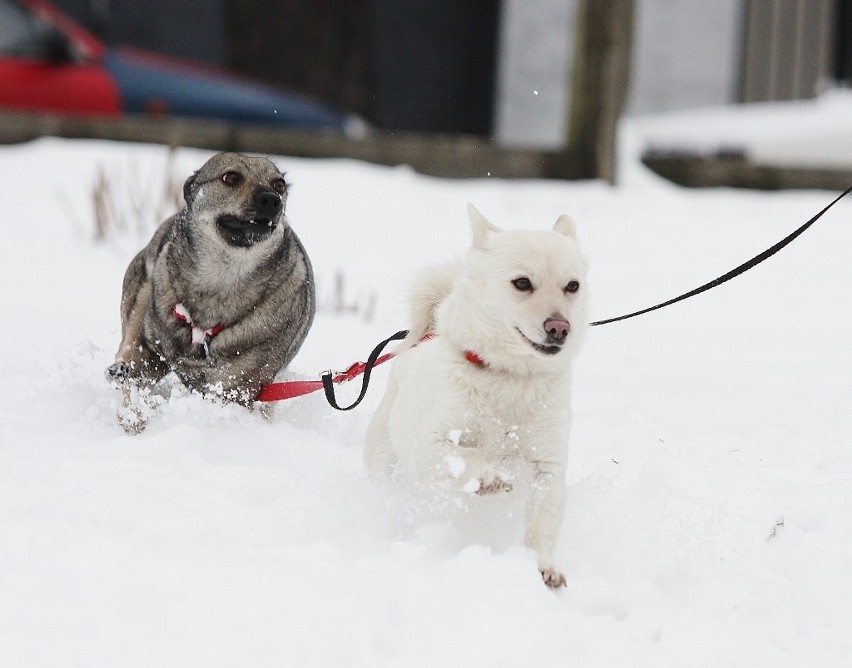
[634,88,852,169]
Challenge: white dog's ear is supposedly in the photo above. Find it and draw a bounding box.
[468,203,501,249]
[553,214,577,237]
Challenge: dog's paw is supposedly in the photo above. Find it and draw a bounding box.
[116,403,148,435]
[475,473,513,495]
[115,385,164,435]
[106,361,130,384]
[540,567,567,589]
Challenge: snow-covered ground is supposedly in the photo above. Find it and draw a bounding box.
[2,96,852,666]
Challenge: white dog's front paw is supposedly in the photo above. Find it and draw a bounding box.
[540,566,567,589]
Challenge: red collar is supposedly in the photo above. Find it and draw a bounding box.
[465,350,486,366]
[173,303,225,348]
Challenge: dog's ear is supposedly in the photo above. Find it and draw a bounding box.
[468,203,501,249]
[553,215,577,237]
[182,171,199,207]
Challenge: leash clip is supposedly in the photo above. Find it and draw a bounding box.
[321,360,372,384]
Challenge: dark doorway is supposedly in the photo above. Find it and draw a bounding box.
[836,0,852,83]
[367,0,501,135]
[228,0,501,135]
[227,0,370,120]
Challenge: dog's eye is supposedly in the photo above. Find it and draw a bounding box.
[565,280,580,293]
[221,171,242,186]
[271,178,287,194]
[511,277,534,292]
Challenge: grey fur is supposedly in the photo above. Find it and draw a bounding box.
[108,152,316,433]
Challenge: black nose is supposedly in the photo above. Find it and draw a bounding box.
[253,187,282,218]
[544,317,570,344]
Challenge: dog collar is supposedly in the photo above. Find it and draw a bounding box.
[389,330,483,367]
[173,303,225,355]
[465,350,486,366]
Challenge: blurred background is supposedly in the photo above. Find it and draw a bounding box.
[1,0,850,183]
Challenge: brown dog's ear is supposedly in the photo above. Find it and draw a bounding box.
[182,171,199,207]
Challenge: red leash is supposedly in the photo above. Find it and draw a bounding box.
[256,331,483,408]
[256,329,408,407]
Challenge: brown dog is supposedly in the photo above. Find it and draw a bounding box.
[108,152,315,433]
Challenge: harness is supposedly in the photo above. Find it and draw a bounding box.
[172,303,224,358]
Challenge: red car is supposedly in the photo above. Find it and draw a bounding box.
[0,0,359,133]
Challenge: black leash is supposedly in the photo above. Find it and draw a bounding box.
[321,329,408,410]
[323,186,851,410]
[590,184,852,326]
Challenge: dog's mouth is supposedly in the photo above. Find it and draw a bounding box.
[515,328,562,356]
[216,215,278,247]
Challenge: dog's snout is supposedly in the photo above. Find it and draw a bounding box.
[544,317,571,343]
[253,187,282,218]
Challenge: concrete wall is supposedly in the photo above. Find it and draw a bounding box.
[494,0,743,147]
[494,0,577,148]
[629,0,743,114]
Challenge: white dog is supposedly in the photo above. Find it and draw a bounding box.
[364,204,589,587]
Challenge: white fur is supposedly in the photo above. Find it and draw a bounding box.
[365,204,589,587]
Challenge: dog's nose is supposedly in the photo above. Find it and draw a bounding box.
[544,317,571,343]
[253,187,282,218]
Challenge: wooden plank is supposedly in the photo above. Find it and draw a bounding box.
[741,0,835,103]
[642,149,852,191]
[565,0,634,183]
[0,111,572,180]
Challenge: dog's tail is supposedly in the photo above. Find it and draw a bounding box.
[396,261,460,352]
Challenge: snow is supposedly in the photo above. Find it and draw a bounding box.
[2,94,852,666]
[635,88,852,169]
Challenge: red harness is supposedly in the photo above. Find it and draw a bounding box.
[173,303,225,350]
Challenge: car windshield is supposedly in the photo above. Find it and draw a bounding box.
[0,0,59,58]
